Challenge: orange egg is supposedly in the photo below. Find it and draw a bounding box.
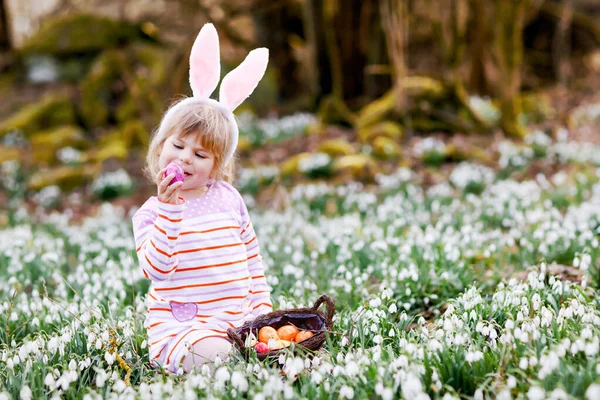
[258,326,279,344]
[294,330,314,343]
[276,325,299,341]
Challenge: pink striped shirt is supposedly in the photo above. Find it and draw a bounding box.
[132,181,272,364]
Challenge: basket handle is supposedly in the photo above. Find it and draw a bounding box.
[227,328,245,349]
[312,295,335,330]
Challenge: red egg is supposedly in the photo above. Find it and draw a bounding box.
[255,342,269,353]
[165,163,185,185]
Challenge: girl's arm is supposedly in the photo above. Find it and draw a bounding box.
[132,198,185,281]
[240,202,273,316]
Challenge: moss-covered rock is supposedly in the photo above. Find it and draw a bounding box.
[357,121,403,144]
[20,14,151,56]
[79,50,120,127]
[28,164,98,191]
[521,92,556,124]
[0,94,76,137]
[117,120,149,148]
[356,90,396,129]
[372,136,402,160]
[84,137,128,164]
[318,138,356,157]
[402,76,446,99]
[445,143,495,164]
[332,154,378,181]
[30,125,86,165]
[81,44,169,128]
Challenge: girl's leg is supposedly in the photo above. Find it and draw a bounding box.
[181,336,232,373]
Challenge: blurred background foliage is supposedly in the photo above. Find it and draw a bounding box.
[0,0,599,208]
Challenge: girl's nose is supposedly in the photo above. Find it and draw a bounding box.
[179,152,192,164]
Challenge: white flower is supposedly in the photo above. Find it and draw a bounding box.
[339,385,354,399]
[402,372,424,398]
[112,380,126,393]
[345,361,360,377]
[549,388,568,400]
[369,298,382,308]
[311,371,324,384]
[466,351,483,363]
[230,371,248,392]
[527,386,545,400]
[507,375,517,389]
[586,384,600,400]
[19,385,32,400]
[94,368,107,388]
[214,367,230,383]
[104,352,114,365]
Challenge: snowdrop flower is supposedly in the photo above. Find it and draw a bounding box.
[549,388,568,400]
[507,375,517,389]
[44,373,56,390]
[473,389,484,400]
[527,387,545,400]
[369,297,382,308]
[466,350,483,363]
[94,368,107,388]
[104,351,114,365]
[112,380,127,393]
[214,367,230,384]
[19,385,32,400]
[339,385,354,399]
[586,384,600,400]
[230,371,248,392]
[311,370,324,384]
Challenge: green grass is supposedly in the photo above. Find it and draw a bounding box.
[2,133,600,398]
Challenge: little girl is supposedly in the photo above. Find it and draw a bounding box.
[132,23,273,374]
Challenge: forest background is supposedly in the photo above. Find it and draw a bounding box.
[1,0,599,209]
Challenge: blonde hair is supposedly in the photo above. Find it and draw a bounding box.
[145,99,236,184]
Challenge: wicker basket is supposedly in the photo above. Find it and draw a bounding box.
[227,295,335,361]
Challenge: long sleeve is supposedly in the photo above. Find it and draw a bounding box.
[132,198,185,282]
[239,199,273,316]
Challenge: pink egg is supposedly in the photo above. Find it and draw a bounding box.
[164,163,185,185]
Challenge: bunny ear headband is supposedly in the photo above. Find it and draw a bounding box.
[159,23,269,164]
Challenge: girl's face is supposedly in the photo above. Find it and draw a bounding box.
[158,133,216,193]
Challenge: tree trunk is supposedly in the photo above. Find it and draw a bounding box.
[305,0,388,110]
[468,0,488,94]
[0,0,11,51]
[254,2,306,104]
[552,0,573,85]
[493,0,531,139]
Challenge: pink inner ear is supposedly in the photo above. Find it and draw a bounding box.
[219,48,269,111]
[189,23,221,98]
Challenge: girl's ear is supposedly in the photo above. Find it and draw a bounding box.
[189,23,221,98]
[219,48,269,111]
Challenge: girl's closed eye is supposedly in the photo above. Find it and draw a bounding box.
[173,143,183,150]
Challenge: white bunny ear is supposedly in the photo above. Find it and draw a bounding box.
[219,48,269,111]
[189,23,221,98]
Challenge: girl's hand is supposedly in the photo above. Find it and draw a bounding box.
[156,167,184,204]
